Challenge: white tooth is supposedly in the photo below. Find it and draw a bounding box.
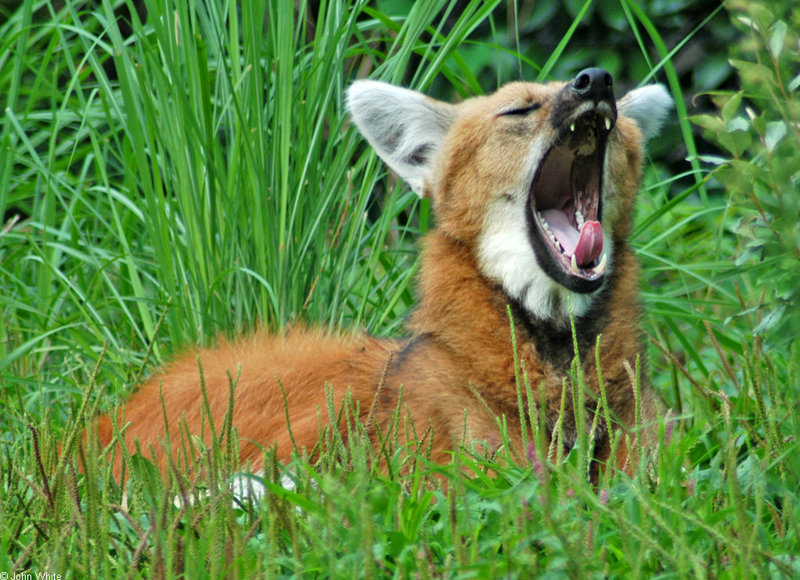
[538,213,558,245]
[570,254,579,274]
[593,253,607,275]
[605,117,611,131]
[570,122,576,132]
[576,208,585,229]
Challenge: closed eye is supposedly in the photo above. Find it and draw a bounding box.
[499,103,541,117]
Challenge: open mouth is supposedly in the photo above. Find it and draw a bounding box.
[527,109,614,293]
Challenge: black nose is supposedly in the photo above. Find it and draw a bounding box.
[572,68,614,103]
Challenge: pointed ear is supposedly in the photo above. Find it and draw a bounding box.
[346,80,455,197]
[618,85,674,142]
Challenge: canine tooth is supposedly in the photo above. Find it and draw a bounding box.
[570,254,579,274]
[604,117,611,131]
[570,122,575,132]
[593,253,608,275]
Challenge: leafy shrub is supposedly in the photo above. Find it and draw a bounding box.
[693,0,800,348]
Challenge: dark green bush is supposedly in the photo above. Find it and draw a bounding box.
[693,0,800,348]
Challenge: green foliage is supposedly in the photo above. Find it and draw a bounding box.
[692,0,800,348]
[3,352,799,577]
[0,0,798,577]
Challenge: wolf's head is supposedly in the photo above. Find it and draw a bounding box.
[347,71,672,325]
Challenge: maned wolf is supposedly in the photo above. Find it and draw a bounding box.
[94,68,672,481]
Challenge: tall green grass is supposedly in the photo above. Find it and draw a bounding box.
[1,0,798,577]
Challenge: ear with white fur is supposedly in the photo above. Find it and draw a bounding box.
[618,85,674,141]
[346,80,455,197]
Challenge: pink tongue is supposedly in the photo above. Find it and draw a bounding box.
[574,221,604,266]
[540,210,604,267]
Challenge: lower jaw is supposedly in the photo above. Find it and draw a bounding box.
[528,226,606,294]
[554,269,605,294]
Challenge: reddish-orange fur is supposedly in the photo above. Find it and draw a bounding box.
[93,75,667,480]
[96,332,401,473]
